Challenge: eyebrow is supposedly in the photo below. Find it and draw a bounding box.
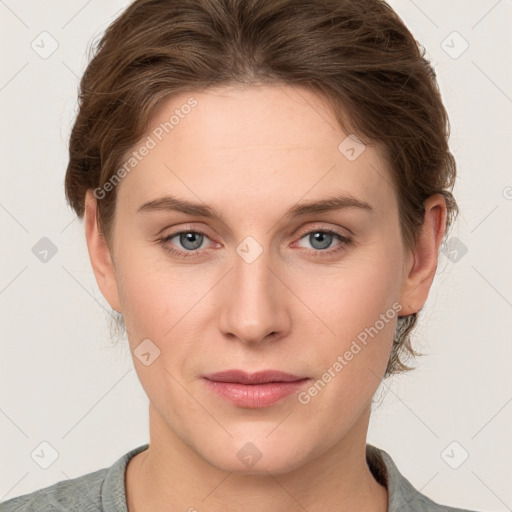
[136,193,374,222]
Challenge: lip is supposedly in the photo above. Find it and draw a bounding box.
[202,369,306,384]
[202,370,310,408]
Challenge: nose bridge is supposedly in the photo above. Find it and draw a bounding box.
[218,236,289,344]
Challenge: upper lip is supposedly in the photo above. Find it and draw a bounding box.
[202,370,307,384]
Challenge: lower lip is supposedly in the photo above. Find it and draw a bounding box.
[203,378,310,408]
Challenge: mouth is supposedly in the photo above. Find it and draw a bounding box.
[202,369,310,408]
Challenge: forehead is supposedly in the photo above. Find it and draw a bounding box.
[117,84,395,216]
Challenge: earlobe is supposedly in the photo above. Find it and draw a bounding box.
[398,194,447,316]
[84,190,122,313]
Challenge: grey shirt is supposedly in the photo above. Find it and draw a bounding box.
[1,443,480,511]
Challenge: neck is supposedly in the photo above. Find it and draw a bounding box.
[126,404,388,512]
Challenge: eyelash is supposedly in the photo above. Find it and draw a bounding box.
[159,227,351,259]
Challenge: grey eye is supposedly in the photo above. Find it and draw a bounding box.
[176,232,205,251]
[301,231,338,250]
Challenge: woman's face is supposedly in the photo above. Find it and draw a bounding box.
[87,84,429,474]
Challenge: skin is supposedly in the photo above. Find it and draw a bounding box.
[84,84,446,512]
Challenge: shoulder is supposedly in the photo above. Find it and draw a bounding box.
[366,444,483,512]
[0,467,108,512]
[0,444,149,512]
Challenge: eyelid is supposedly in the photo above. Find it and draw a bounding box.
[161,222,350,243]
[294,222,352,239]
[160,223,216,240]
[291,227,351,255]
[159,222,352,258]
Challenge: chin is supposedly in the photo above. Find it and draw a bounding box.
[196,431,313,476]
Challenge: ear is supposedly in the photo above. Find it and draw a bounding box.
[398,194,448,316]
[84,189,122,313]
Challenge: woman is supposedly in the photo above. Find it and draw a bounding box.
[1,0,480,510]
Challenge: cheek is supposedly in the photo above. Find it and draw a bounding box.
[115,248,217,363]
[115,260,199,407]
[296,243,402,340]
[114,246,177,342]
[293,246,402,401]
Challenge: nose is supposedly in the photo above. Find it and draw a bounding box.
[217,246,291,346]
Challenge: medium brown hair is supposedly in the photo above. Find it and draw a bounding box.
[64,0,458,376]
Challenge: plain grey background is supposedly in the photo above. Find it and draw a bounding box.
[1,0,511,510]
